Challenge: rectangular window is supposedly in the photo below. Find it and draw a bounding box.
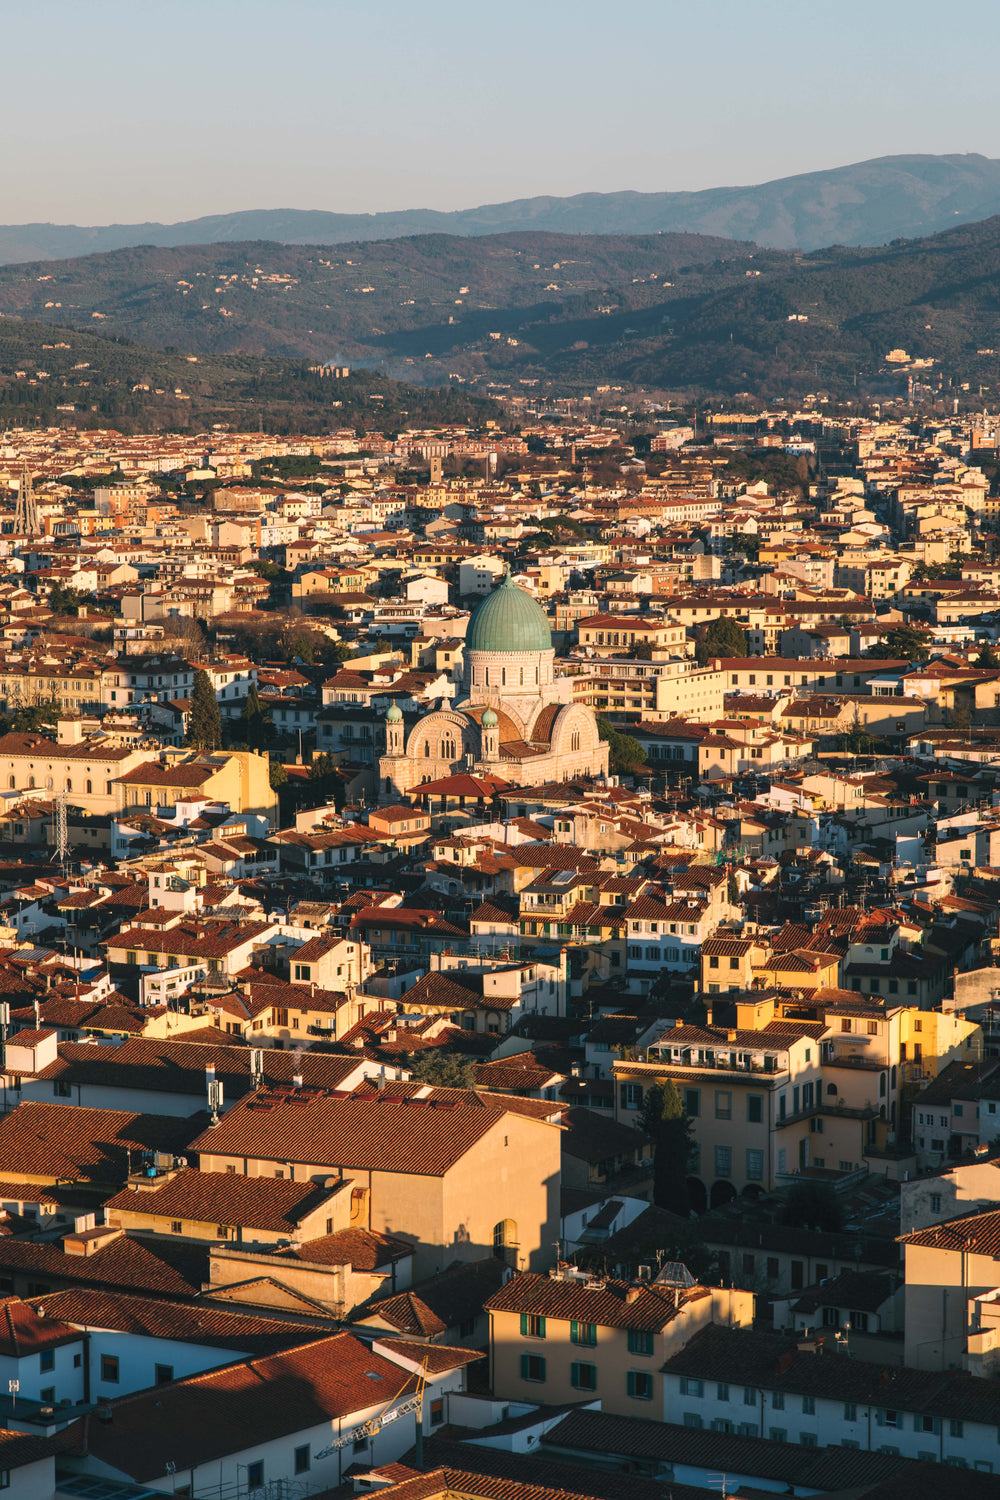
[294,1445,311,1475]
[571,1361,597,1391]
[520,1354,546,1383]
[679,1377,704,1397]
[746,1149,764,1181]
[744,1386,757,1406]
[628,1370,654,1400]
[628,1328,654,1356]
[747,1094,763,1123]
[520,1314,546,1339]
[155,1364,173,1385]
[844,1403,857,1422]
[100,1355,119,1384]
[430,1399,444,1425]
[715,1145,732,1177]
[39,1349,54,1373]
[715,1090,732,1120]
[770,1428,787,1443]
[683,1088,700,1118]
[570,1321,597,1346]
[683,1413,703,1429]
[247,1462,264,1488]
[772,1391,785,1410]
[717,1383,729,1402]
[802,1395,815,1415]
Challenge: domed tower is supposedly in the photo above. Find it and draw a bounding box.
[481,706,499,761]
[384,699,403,756]
[462,566,556,712]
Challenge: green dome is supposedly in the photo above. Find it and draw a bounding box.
[385,701,402,722]
[482,708,498,726]
[466,568,552,654]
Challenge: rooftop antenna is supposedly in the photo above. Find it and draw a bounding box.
[206,1064,224,1124]
[14,465,41,538]
[250,1047,264,1091]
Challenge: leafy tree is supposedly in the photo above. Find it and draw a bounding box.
[695,616,748,666]
[268,757,288,790]
[403,1051,478,1089]
[641,1080,694,1217]
[976,642,999,669]
[597,718,647,774]
[186,669,222,751]
[869,625,930,663]
[239,682,272,751]
[46,583,88,616]
[781,1181,844,1233]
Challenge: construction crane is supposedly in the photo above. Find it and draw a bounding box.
[314,1359,428,1461]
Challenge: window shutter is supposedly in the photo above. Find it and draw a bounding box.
[571,1362,580,1386]
[520,1354,530,1379]
[520,1314,529,1337]
[571,1321,579,1343]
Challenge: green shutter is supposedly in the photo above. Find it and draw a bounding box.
[520,1353,530,1379]
[571,1361,581,1387]
[520,1313,529,1337]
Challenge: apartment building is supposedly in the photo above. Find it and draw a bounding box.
[487,1267,753,1415]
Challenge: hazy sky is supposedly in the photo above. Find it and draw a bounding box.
[5,0,1000,223]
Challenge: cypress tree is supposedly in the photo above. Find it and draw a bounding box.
[240,682,270,750]
[642,1080,694,1217]
[187,669,222,751]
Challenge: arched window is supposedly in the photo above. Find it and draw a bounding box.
[65,780,72,793]
[494,1219,518,1264]
[501,667,506,686]
[519,667,524,685]
[27,776,34,790]
[46,777,53,791]
[570,730,580,752]
[85,779,92,794]
[423,741,431,758]
[534,667,539,684]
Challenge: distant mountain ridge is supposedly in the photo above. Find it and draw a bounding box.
[7,154,1000,263]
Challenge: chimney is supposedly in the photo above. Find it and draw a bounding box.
[705,1005,713,1027]
[292,1073,303,1090]
[625,1285,641,1303]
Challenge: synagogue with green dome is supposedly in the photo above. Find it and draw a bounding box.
[379,567,609,800]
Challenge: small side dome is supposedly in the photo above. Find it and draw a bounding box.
[385,701,403,722]
[482,708,498,727]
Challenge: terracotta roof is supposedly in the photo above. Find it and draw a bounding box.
[26,1287,319,1353]
[663,1322,1000,1423]
[486,1270,701,1331]
[0,1233,207,1300]
[105,1169,336,1233]
[899,1205,1000,1257]
[189,1090,512,1177]
[0,1103,204,1186]
[72,1332,415,1481]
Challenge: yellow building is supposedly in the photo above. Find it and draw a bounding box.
[115,749,278,827]
[190,1086,562,1278]
[486,1267,753,1413]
